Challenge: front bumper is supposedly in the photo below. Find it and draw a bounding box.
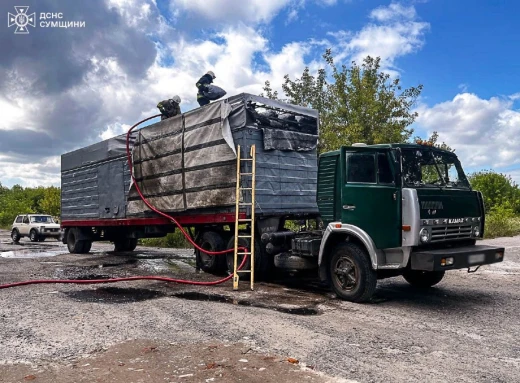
[39,230,63,238]
[410,245,505,271]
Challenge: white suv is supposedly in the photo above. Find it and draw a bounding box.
[11,214,63,243]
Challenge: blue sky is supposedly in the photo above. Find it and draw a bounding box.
[0,0,519,187]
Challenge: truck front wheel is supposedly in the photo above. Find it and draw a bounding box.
[403,270,445,288]
[329,242,377,303]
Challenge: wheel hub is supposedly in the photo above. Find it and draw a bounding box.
[333,257,357,291]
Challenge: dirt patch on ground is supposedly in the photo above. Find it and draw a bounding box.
[0,340,345,383]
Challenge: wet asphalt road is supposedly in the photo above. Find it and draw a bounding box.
[0,230,519,383]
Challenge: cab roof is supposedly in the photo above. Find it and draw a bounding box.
[320,143,456,156]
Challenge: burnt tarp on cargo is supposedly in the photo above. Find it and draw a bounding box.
[61,93,321,221]
[126,101,237,214]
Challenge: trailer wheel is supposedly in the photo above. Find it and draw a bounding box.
[114,238,138,252]
[226,233,269,280]
[195,231,226,274]
[67,228,90,254]
[329,242,377,303]
[403,270,445,288]
[82,240,92,254]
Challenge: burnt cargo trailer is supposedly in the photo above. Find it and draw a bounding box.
[61,93,320,263]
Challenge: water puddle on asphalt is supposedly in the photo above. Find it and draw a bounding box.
[64,287,166,304]
[172,291,321,316]
[0,248,67,259]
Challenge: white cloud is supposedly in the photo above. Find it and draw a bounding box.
[170,0,339,26]
[170,0,292,24]
[286,8,299,23]
[331,3,428,72]
[0,157,61,187]
[99,122,131,141]
[0,97,26,131]
[0,0,427,187]
[458,83,468,92]
[318,0,338,5]
[370,3,416,21]
[415,93,520,170]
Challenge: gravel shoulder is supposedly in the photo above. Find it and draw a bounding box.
[0,231,519,383]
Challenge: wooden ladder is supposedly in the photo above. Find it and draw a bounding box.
[233,144,256,291]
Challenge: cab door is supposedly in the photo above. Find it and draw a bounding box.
[341,148,401,249]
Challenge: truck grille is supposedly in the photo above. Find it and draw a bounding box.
[431,224,472,242]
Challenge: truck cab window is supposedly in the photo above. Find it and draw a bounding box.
[347,154,376,183]
[377,153,394,184]
[16,216,23,223]
[23,216,29,224]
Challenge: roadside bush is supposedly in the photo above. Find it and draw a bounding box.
[484,205,520,238]
[139,230,192,248]
[468,170,520,214]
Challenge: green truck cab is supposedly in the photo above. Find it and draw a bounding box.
[310,143,505,301]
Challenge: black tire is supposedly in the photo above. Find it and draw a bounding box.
[403,270,445,288]
[225,233,269,280]
[11,229,21,243]
[29,229,39,242]
[195,231,227,274]
[114,238,138,252]
[329,242,377,303]
[82,240,92,254]
[67,228,88,254]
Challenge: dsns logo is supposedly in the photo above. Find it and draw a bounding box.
[8,6,36,34]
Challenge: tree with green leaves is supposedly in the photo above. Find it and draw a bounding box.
[415,131,453,152]
[262,49,423,153]
[468,170,520,214]
[39,186,61,218]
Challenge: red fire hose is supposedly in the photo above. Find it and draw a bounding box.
[0,115,248,290]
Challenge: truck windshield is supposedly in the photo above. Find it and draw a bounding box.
[30,216,55,223]
[401,148,470,189]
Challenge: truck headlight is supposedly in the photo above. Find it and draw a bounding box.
[472,226,481,237]
[419,228,431,243]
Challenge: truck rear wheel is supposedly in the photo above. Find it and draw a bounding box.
[195,231,226,274]
[403,270,445,288]
[329,242,377,303]
[67,228,91,254]
[226,233,269,280]
[114,238,138,252]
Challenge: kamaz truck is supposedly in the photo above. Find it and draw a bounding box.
[60,94,505,302]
